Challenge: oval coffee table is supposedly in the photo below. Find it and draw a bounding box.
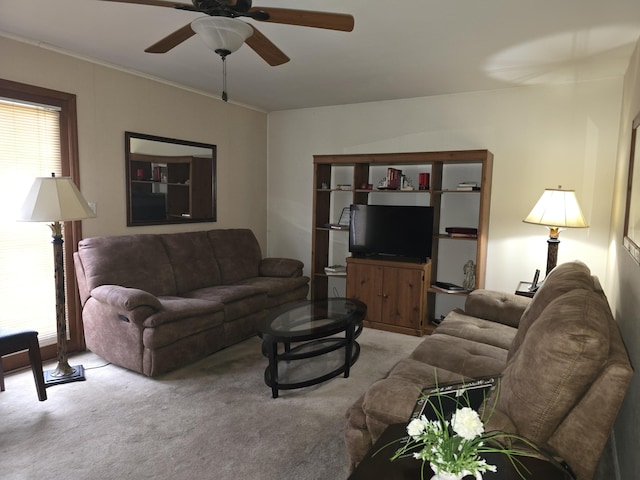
[258,297,366,398]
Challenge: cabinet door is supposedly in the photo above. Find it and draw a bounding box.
[381,267,423,330]
[346,262,383,323]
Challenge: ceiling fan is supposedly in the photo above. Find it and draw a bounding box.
[101,0,355,67]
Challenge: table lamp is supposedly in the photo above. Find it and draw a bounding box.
[523,187,589,275]
[18,173,96,385]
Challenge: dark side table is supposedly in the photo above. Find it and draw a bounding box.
[348,423,575,480]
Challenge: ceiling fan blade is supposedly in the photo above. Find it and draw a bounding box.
[145,23,196,53]
[245,25,290,66]
[99,0,197,9]
[250,7,354,32]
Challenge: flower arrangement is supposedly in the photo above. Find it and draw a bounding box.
[387,379,534,480]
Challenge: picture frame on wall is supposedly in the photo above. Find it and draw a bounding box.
[623,111,640,264]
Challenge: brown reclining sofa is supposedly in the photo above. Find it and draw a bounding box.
[74,228,309,377]
[344,261,632,480]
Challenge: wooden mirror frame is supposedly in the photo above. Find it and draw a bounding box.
[623,112,640,264]
[125,131,217,226]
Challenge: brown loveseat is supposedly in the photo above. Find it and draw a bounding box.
[74,229,309,376]
[344,261,632,480]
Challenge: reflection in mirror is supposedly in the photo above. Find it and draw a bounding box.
[125,132,217,226]
[624,112,640,263]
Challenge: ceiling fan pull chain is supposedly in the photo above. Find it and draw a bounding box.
[221,54,228,102]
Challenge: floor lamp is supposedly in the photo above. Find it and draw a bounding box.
[19,173,95,386]
[523,187,589,276]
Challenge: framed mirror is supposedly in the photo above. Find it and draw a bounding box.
[125,132,217,226]
[624,112,640,264]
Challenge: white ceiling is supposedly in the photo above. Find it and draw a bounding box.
[2,0,640,112]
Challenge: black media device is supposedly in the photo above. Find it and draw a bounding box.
[349,204,434,262]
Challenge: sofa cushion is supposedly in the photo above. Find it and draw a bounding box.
[508,260,595,360]
[233,276,310,298]
[142,297,224,328]
[409,333,508,377]
[142,306,225,349]
[464,290,531,328]
[78,234,177,296]
[259,258,304,277]
[160,231,223,293]
[434,309,517,350]
[363,363,468,429]
[207,229,262,284]
[494,289,609,447]
[183,285,267,321]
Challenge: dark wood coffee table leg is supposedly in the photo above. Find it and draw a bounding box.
[265,339,279,398]
[344,322,355,378]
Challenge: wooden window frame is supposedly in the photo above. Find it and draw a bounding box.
[0,78,85,371]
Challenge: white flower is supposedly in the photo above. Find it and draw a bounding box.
[450,407,484,440]
[407,418,426,437]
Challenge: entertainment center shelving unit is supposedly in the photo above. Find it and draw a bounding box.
[311,150,493,335]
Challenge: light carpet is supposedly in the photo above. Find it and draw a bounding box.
[0,328,423,480]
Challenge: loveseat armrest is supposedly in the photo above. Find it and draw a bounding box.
[91,285,162,323]
[259,258,304,278]
[464,290,531,328]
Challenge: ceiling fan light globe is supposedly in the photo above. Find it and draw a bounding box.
[191,16,253,54]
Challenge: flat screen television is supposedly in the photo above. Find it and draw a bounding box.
[349,204,434,262]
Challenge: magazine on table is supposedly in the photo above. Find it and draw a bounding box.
[409,376,499,422]
[395,377,500,456]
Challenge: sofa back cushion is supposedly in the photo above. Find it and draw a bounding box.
[207,229,262,284]
[495,289,609,447]
[508,261,595,360]
[160,231,222,294]
[77,234,177,296]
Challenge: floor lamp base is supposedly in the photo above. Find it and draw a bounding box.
[44,364,86,386]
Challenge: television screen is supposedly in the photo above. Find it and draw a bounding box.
[349,204,434,261]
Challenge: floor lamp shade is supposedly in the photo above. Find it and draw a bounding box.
[523,187,588,275]
[19,175,96,222]
[18,173,95,385]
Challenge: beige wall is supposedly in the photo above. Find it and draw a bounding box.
[608,38,640,480]
[1,37,269,248]
[267,79,623,296]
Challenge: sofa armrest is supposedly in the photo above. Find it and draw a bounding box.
[259,257,304,278]
[91,285,162,312]
[464,290,531,328]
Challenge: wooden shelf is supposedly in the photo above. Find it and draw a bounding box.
[311,150,493,327]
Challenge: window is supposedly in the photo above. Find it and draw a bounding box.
[0,78,84,369]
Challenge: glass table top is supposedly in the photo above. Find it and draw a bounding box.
[259,297,366,341]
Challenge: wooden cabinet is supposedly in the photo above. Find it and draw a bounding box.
[128,153,215,225]
[311,150,493,328]
[346,257,432,336]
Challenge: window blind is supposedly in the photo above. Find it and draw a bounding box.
[0,98,62,346]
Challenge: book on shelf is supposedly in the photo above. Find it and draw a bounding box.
[445,227,478,238]
[418,172,430,190]
[323,224,348,230]
[432,281,470,293]
[456,181,480,191]
[386,167,402,190]
[324,265,346,275]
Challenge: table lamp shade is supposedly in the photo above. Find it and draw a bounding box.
[523,188,588,229]
[19,175,95,222]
